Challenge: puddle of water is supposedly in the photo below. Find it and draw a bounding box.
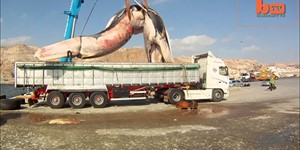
[178,105,230,118]
[27,113,47,123]
[199,106,230,118]
[0,113,24,120]
[0,113,25,125]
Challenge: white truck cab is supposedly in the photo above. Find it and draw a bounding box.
[182,51,229,101]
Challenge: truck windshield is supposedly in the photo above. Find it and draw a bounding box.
[219,66,228,76]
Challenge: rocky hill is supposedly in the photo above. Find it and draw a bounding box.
[0,45,299,83]
[1,45,39,83]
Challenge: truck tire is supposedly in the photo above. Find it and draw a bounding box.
[89,92,108,108]
[47,91,65,109]
[0,99,22,110]
[14,98,25,104]
[68,93,86,109]
[168,88,184,104]
[155,89,167,102]
[0,95,6,99]
[212,89,224,102]
[154,93,164,102]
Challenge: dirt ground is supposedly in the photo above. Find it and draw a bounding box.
[0,78,299,150]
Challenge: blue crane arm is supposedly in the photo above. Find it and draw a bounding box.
[64,0,84,40]
[61,0,84,62]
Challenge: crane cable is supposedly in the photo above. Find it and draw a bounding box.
[80,0,98,35]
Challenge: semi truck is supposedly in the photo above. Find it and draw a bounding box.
[15,51,229,109]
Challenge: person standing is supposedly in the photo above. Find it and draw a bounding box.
[269,77,276,91]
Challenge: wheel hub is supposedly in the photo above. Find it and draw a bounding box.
[215,93,221,98]
[72,96,82,105]
[94,96,104,105]
[51,96,60,105]
[172,93,181,101]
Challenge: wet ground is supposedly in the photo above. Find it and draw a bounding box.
[0,78,299,149]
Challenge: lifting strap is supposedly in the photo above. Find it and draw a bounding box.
[80,0,98,35]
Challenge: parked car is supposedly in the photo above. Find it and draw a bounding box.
[229,80,250,87]
[261,79,270,86]
[240,73,251,82]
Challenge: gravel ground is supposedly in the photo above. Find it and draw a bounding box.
[0,78,299,150]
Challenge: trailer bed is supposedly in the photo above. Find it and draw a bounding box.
[15,62,200,87]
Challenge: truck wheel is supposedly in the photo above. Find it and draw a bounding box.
[0,99,22,110]
[14,98,25,104]
[155,89,167,102]
[68,93,86,109]
[212,89,224,102]
[89,92,108,108]
[0,95,6,99]
[47,91,65,109]
[168,89,184,104]
[154,94,164,102]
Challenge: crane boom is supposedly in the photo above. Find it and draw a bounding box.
[61,0,84,62]
[64,0,84,39]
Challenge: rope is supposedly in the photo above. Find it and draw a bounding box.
[80,0,98,35]
[18,65,200,71]
[181,64,188,83]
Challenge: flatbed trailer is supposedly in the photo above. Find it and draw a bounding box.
[15,51,229,108]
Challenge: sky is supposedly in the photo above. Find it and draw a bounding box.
[0,0,299,64]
